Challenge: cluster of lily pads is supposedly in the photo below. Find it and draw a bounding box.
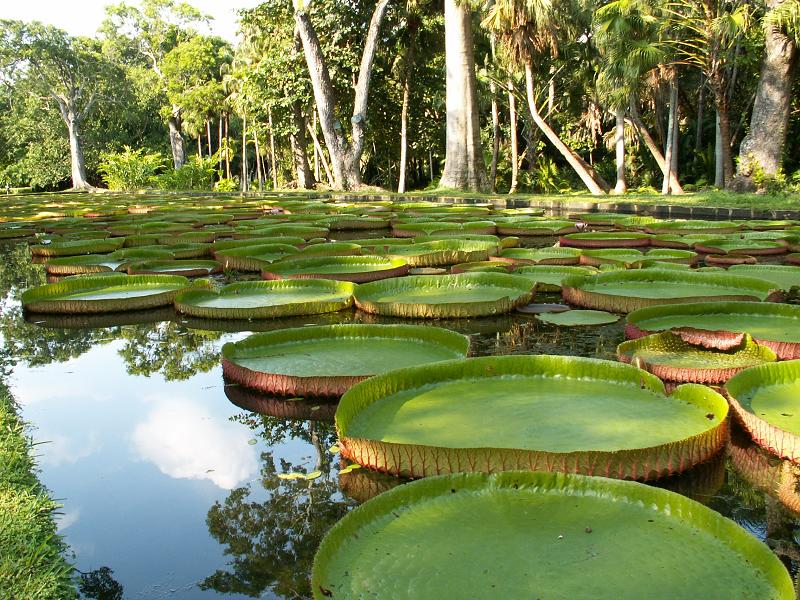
[9,194,800,598]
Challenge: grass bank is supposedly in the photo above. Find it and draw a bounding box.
[0,382,76,600]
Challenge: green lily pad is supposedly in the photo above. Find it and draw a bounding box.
[617,332,777,384]
[537,309,619,326]
[646,220,742,235]
[562,269,782,313]
[214,243,300,271]
[728,264,800,292]
[354,273,534,318]
[380,239,498,267]
[174,279,355,319]
[124,259,222,277]
[726,361,800,464]
[625,301,800,359]
[495,218,577,236]
[312,471,792,600]
[512,265,595,291]
[560,231,652,248]
[22,273,194,313]
[336,355,727,480]
[694,239,787,256]
[222,324,469,397]
[30,238,126,257]
[499,246,582,265]
[262,255,409,283]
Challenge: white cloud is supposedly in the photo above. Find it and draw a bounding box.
[131,399,257,489]
[39,432,100,467]
[56,508,81,532]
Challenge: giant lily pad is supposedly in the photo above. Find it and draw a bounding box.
[380,239,498,267]
[30,238,126,257]
[646,220,742,235]
[625,301,800,359]
[22,273,193,313]
[537,309,619,326]
[694,239,787,256]
[124,259,222,277]
[560,231,652,248]
[392,220,496,237]
[262,255,408,283]
[174,279,355,319]
[214,243,299,271]
[562,269,782,313]
[336,355,727,479]
[617,332,777,384]
[495,218,577,236]
[728,264,800,293]
[354,273,533,318]
[499,246,582,265]
[726,361,800,463]
[512,265,595,292]
[312,471,792,600]
[222,324,469,397]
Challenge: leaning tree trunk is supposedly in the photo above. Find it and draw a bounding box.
[168,106,186,169]
[508,79,519,194]
[662,80,679,195]
[736,0,797,186]
[290,102,315,189]
[613,107,627,194]
[439,0,489,192]
[398,70,411,193]
[489,78,500,193]
[66,117,89,189]
[523,63,608,195]
[294,0,390,190]
[628,102,683,193]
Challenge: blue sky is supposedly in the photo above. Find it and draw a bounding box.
[2,0,262,42]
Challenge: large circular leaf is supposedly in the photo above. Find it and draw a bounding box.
[22,273,194,313]
[537,309,619,326]
[617,332,777,384]
[312,471,792,599]
[354,273,533,318]
[222,324,469,397]
[262,255,409,283]
[174,279,355,319]
[562,269,782,313]
[726,361,800,463]
[625,301,800,359]
[336,355,728,479]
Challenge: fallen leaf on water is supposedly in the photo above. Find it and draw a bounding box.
[247,438,257,445]
[338,464,361,475]
[305,470,322,480]
[328,445,340,454]
[278,473,306,480]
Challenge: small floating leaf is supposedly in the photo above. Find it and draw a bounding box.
[338,464,361,475]
[247,438,258,445]
[278,472,306,480]
[329,445,341,454]
[305,470,322,480]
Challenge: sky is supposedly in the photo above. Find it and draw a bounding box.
[1,0,262,42]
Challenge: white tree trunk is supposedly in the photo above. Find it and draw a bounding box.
[168,110,186,169]
[662,81,679,195]
[714,112,724,187]
[439,0,489,191]
[398,73,411,193]
[524,63,607,195]
[508,80,519,194]
[67,117,89,189]
[613,107,627,194]
[268,107,279,189]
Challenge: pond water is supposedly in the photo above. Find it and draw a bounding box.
[2,234,799,599]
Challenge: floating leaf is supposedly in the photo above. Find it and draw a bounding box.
[329,445,341,454]
[305,470,322,480]
[247,438,258,445]
[278,472,306,480]
[338,464,361,475]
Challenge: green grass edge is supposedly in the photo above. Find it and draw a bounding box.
[0,381,78,600]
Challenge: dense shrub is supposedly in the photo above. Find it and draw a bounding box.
[98,147,165,191]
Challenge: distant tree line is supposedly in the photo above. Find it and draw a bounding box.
[0,0,798,195]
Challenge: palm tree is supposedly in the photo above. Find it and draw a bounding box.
[483,0,610,195]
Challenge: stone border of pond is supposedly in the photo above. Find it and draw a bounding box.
[0,382,77,599]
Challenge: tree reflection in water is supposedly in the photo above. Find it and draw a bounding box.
[202,417,354,599]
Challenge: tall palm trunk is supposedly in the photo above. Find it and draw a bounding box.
[290,103,315,189]
[439,0,489,191]
[662,80,679,195]
[489,78,500,193]
[613,107,627,194]
[629,102,682,193]
[398,70,411,193]
[523,63,608,195]
[508,79,519,194]
[268,107,279,189]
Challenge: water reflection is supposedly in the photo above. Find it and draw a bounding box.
[225,382,337,423]
[132,398,259,490]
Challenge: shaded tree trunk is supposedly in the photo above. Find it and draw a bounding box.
[268,107,278,189]
[294,0,390,189]
[206,120,212,157]
[508,79,519,194]
[489,79,500,193]
[290,102,315,189]
[66,117,89,189]
[306,122,335,187]
[712,86,734,187]
[629,102,682,193]
[715,113,724,187]
[399,70,411,193]
[168,109,186,169]
[253,129,264,191]
[524,63,608,195]
[241,114,248,192]
[662,80,679,195]
[613,107,627,194]
[736,0,797,186]
[440,0,489,191]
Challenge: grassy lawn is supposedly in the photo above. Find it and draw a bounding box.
[0,383,76,600]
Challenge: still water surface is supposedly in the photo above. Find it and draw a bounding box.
[2,240,799,598]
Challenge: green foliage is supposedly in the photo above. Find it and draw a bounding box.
[98,146,165,190]
[214,176,239,192]
[155,154,218,190]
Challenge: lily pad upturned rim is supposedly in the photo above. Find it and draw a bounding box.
[261,255,409,283]
[353,272,534,318]
[617,331,777,384]
[562,268,783,313]
[221,324,470,397]
[174,278,355,319]
[559,231,652,248]
[312,470,792,600]
[537,309,620,326]
[336,354,728,480]
[22,273,193,314]
[625,301,800,359]
[124,259,222,277]
[725,361,800,464]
